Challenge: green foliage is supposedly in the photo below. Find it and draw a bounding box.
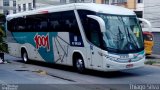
[145,60,156,65]
[0,15,8,53]
[0,14,5,23]
[0,42,8,53]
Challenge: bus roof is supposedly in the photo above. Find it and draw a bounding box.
[7,3,136,20]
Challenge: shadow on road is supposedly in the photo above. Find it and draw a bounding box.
[146,55,156,59]
[15,60,148,78]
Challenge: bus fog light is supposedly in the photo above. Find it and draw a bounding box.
[106,64,110,68]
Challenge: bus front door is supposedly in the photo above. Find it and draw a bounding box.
[90,45,103,70]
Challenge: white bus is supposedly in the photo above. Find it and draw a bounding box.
[6,3,145,72]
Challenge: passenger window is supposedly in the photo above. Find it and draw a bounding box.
[88,18,101,47]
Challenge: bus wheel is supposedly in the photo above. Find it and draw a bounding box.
[75,57,85,73]
[22,50,29,63]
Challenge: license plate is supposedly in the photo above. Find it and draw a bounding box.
[120,55,129,59]
[126,64,133,68]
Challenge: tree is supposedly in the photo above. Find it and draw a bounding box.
[0,14,8,53]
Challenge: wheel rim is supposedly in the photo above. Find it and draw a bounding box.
[23,53,28,62]
[76,59,84,71]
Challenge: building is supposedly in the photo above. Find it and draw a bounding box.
[35,0,94,8]
[16,0,34,13]
[0,0,16,15]
[35,0,61,8]
[144,0,160,28]
[0,0,34,15]
[143,0,160,55]
[97,0,144,18]
[35,0,144,18]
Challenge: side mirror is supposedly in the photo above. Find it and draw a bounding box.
[87,15,106,32]
[138,18,152,32]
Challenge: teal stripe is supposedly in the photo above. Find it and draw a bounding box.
[12,32,57,63]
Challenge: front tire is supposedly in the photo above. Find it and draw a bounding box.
[75,57,85,73]
[22,50,29,63]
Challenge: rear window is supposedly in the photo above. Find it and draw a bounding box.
[143,34,153,41]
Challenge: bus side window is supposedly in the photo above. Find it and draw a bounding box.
[70,19,80,35]
[49,12,61,32]
[50,21,60,31]
[40,21,48,31]
[25,16,37,32]
[87,18,101,47]
[8,19,15,31]
[16,17,26,32]
[77,10,96,38]
[61,11,80,35]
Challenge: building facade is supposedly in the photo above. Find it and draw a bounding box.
[143,0,160,55]
[0,0,34,15]
[35,0,144,17]
[16,0,34,13]
[0,0,16,15]
[143,0,160,28]
[99,0,144,18]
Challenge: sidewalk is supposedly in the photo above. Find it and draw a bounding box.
[145,54,160,66]
[146,54,160,59]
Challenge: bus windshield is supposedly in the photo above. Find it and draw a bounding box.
[98,14,144,53]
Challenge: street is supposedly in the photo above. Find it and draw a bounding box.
[0,0,160,90]
[0,54,160,90]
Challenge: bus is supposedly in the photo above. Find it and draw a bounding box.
[138,18,154,55]
[6,3,145,72]
[143,31,154,55]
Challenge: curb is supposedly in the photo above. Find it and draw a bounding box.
[146,54,160,59]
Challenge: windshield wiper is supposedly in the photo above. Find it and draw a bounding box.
[126,27,139,50]
[117,26,123,49]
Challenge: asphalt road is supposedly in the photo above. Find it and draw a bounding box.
[0,54,160,90]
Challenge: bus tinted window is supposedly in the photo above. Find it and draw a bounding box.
[77,10,95,32]
[26,14,49,32]
[88,18,101,47]
[49,12,61,32]
[14,17,26,31]
[78,10,103,47]
[77,10,96,36]
[7,19,15,31]
[49,11,80,34]
[7,10,80,33]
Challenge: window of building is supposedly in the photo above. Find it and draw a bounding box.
[3,10,9,15]
[28,3,32,10]
[60,0,66,3]
[138,0,143,3]
[18,4,21,12]
[13,10,16,14]
[3,0,9,6]
[92,0,95,3]
[111,0,116,4]
[104,0,109,4]
[117,0,127,3]
[110,0,127,4]
[13,0,16,6]
[23,4,26,11]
